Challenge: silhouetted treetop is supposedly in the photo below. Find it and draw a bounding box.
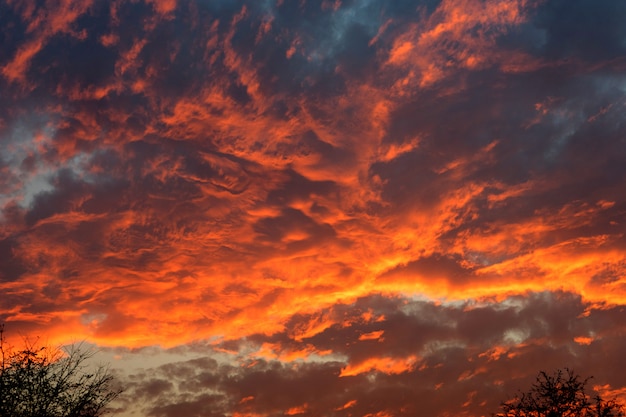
[495,368,624,417]
[0,324,121,417]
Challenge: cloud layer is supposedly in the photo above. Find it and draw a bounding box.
[108,292,626,417]
[1,0,626,415]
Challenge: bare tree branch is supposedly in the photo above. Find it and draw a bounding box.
[0,325,121,417]
[495,368,624,417]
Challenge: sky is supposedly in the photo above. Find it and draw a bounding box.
[1,0,626,416]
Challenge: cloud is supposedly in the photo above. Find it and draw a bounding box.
[1,0,625,342]
[532,0,626,61]
[1,0,626,414]
[108,292,626,417]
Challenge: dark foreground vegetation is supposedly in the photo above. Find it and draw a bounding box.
[0,325,120,417]
[496,368,624,417]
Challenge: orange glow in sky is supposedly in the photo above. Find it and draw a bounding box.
[1,0,626,416]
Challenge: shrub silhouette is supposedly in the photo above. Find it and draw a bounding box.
[496,368,624,417]
[0,325,121,417]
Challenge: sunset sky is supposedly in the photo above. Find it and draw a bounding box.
[1,0,626,416]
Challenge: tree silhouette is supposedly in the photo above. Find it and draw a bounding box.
[0,325,121,417]
[496,368,624,417]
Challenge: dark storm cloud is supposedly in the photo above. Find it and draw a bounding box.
[224,0,381,95]
[25,168,89,225]
[533,0,626,61]
[253,208,336,245]
[28,22,117,96]
[0,236,27,282]
[266,169,339,206]
[378,253,475,287]
[247,292,596,362]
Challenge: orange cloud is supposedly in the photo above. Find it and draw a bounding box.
[285,404,308,415]
[335,400,357,410]
[2,0,94,84]
[386,0,541,89]
[340,355,419,377]
[2,2,626,416]
[358,330,384,341]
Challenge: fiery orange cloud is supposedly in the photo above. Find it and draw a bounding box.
[340,355,419,377]
[386,0,540,88]
[358,330,384,341]
[2,0,94,84]
[2,0,626,416]
[479,345,518,361]
[335,400,357,411]
[285,404,308,415]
